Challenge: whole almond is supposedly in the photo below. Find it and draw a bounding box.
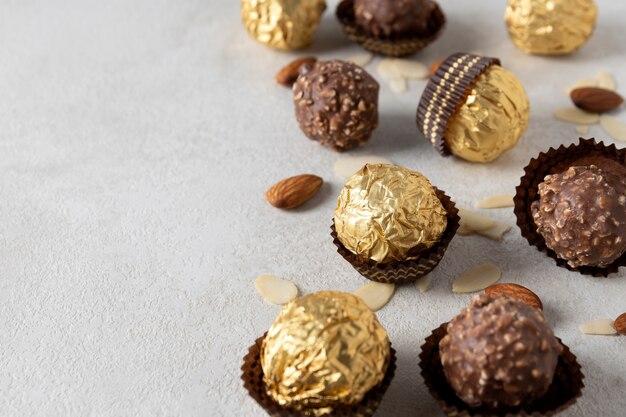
[265,174,323,209]
[615,313,626,336]
[485,283,543,310]
[570,87,624,113]
[275,57,317,86]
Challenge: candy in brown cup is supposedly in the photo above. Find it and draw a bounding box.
[331,187,459,284]
[419,323,584,417]
[514,138,626,277]
[241,333,396,417]
[335,0,445,57]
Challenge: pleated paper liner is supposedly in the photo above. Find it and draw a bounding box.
[335,0,445,57]
[331,187,459,284]
[419,323,584,417]
[513,137,626,277]
[241,333,397,417]
[416,53,500,157]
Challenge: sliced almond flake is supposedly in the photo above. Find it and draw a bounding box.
[576,125,590,135]
[255,275,298,305]
[565,77,598,94]
[347,53,374,68]
[457,223,474,236]
[599,115,626,142]
[554,108,600,125]
[353,282,395,311]
[476,195,514,209]
[334,155,393,180]
[475,223,512,241]
[377,59,398,80]
[392,59,428,79]
[597,71,616,90]
[459,208,497,232]
[579,319,617,335]
[389,76,408,93]
[414,273,432,293]
[452,264,501,294]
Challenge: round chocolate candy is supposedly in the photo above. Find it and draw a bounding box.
[241,0,326,50]
[505,0,598,55]
[354,0,439,38]
[261,291,390,414]
[417,53,529,163]
[334,163,447,264]
[440,294,562,409]
[293,60,379,151]
[531,165,626,268]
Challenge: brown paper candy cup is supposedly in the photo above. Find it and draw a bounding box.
[331,187,459,284]
[419,323,584,417]
[416,53,500,157]
[514,137,626,277]
[335,0,445,57]
[241,333,396,417]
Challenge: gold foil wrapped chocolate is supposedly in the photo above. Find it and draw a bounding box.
[505,0,598,55]
[334,164,447,264]
[445,66,530,163]
[241,0,327,50]
[261,291,390,415]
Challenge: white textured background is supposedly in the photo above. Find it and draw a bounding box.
[1,0,625,416]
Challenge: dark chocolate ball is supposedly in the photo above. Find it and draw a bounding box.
[531,165,626,268]
[354,0,437,38]
[440,294,562,408]
[293,60,379,151]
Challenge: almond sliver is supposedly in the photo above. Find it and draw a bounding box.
[347,53,374,68]
[255,275,298,305]
[353,282,395,311]
[476,223,511,241]
[554,108,600,125]
[579,319,617,335]
[459,208,497,232]
[600,115,626,142]
[476,195,514,209]
[566,77,598,94]
[414,274,432,293]
[392,59,428,79]
[377,59,398,80]
[389,76,408,93]
[452,264,501,293]
[597,71,616,90]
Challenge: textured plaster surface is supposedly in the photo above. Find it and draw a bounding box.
[1,1,625,416]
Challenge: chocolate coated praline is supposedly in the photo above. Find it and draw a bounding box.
[293,60,379,151]
[531,165,626,268]
[354,0,438,38]
[261,291,390,415]
[440,294,562,409]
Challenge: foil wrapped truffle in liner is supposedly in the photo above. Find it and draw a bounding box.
[505,0,598,55]
[419,295,584,417]
[335,0,445,57]
[241,0,327,50]
[293,60,379,151]
[242,291,396,417]
[514,138,626,277]
[331,164,459,284]
[417,52,530,163]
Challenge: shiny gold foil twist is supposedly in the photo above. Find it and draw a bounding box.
[334,164,447,264]
[505,0,598,55]
[445,66,530,163]
[261,291,390,416]
[241,0,327,50]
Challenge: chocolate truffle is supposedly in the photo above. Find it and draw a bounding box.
[354,0,438,38]
[334,164,447,264]
[241,0,327,50]
[417,53,530,163]
[293,60,379,151]
[531,165,626,268]
[505,0,598,55]
[261,291,390,415]
[440,294,562,409]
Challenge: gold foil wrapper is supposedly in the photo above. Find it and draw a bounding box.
[260,291,390,416]
[334,164,447,264]
[446,66,530,163]
[505,0,598,55]
[241,0,327,50]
